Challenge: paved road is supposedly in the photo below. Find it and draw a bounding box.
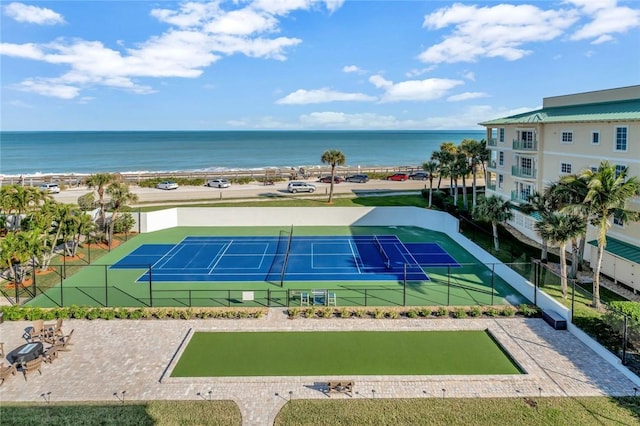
[51,178,443,205]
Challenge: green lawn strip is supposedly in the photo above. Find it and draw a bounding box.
[275,397,640,426]
[0,400,242,426]
[171,331,521,377]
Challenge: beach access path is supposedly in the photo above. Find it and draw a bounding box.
[51,177,458,206]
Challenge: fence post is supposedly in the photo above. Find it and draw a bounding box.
[532,260,538,306]
[365,289,368,307]
[60,275,64,307]
[189,290,192,307]
[286,289,290,307]
[622,315,628,365]
[447,265,451,306]
[105,265,108,307]
[268,289,271,307]
[32,258,37,300]
[148,264,153,308]
[403,263,407,306]
[571,279,576,323]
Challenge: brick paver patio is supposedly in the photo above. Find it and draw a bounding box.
[1,310,639,425]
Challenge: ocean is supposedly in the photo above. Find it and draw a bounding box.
[0,130,485,177]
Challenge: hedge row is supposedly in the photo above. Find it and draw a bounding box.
[287,304,540,319]
[0,305,266,321]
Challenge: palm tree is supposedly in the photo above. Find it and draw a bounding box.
[106,182,139,248]
[521,185,564,263]
[422,160,438,208]
[320,150,346,203]
[460,138,489,208]
[86,173,115,233]
[535,212,586,298]
[567,161,640,308]
[556,174,591,277]
[472,195,513,251]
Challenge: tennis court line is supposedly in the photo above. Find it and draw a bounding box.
[208,240,233,274]
[347,239,362,274]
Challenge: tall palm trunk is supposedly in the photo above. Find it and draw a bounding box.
[492,221,499,251]
[593,244,604,308]
[559,242,568,298]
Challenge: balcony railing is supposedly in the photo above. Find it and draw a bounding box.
[487,160,497,170]
[512,165,536,179]
[486,182,497,191]
[487,138,497,147]
[512,139,538,151]
[511,190,531,203]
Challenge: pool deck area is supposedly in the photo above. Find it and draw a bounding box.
[1,310,639,425]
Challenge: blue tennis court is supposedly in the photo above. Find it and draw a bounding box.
[111,235,460,283]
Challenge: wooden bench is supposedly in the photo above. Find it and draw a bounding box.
[542,310,567,330]
[327,381,354,396]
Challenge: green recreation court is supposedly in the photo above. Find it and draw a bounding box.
[28,226,529,308]
[171,330,523,377]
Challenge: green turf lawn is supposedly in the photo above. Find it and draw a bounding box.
[28,225,525,309]
[171,330,522,377]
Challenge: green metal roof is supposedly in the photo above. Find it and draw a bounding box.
[587,236,640,264]
[480,99,640,126]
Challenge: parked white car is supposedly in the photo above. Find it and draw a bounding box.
[156,181,179,190]
[287,181,316,193]
[38,183,60,193]
[207,179,231,188]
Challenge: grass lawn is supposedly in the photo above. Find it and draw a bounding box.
[0,400,241,426]
[171,330,521,377]
[275,397,640,426]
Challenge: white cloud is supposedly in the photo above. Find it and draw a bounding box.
[420,3,579,63]
[369,75,463,102]
[567,0,640,42]
[447,92,488,102]
[462,71,475,81]
[405,66,436,78]
[276,88,376,104]
[1,1,344,99]
[343,65,362,73]
[4,2,65,25]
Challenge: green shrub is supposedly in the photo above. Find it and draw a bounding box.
[469,306,483,317]
[406,309,419,318]
[77,192,96,211]
[320,308,334,318]
[129,308,144,320]
[99,308,116,320]
[287,307,300,318]
[387,310,400,319]
[373,309,385,319]
[86,308,100,320]
[339,308,351,318]
[112,212,136,234]
[68,305,89,319]
[24,307,42,321]
[303,308,315,318]
[485,307,499,317]
[355,308,367,318]
[518,304,540,317]
[436,306,449,317]
[41,309,57,320]
[115,308,129,319]
[453,307,467,319]
[502,306,516,317]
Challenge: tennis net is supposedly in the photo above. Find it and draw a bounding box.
[280,224,294,285]
[373,235,391,269]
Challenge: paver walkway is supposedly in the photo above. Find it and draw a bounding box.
[1,309,639,425]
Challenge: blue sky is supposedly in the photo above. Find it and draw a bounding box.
[1,0,639,131]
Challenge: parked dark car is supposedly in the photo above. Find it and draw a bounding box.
[386,173,409,181]
[409,172,429,180]
[345,174,369,183]
[318,176,344,184]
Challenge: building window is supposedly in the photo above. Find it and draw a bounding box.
[615,164,627,178]
[499,151,504,166]
[561,163,572,174]
[613,213,624,227]
[615,127,628,151]
[499,128,504,143]
[520,130,534,142]
[561,131,573,143]
[591,131,599,145]
[498,174,504,189]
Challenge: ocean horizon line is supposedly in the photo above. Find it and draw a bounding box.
[0,129,483,134]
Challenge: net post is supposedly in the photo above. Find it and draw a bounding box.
[447,264,451,306]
